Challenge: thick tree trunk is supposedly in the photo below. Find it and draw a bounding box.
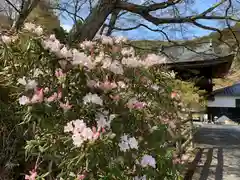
[70,0,117,43]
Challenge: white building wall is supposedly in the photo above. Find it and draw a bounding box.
[207,96,240,108]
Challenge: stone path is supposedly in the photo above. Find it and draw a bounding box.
[184,123,240,180]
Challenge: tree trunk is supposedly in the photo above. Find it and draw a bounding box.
[69,0,117,43]
[12,0,40,31]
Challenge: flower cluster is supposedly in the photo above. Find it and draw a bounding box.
[24,22,43,36]
[140,155,156,168]
[1,22,201,179]
[83,93,103,106]
[95,111,116,131]
[118,134,139,152]
[126,98,147,109]
[18,69,72,111]
[39,32,167,73]
[64,119,100,147]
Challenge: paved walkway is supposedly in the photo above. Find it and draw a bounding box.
[185,123,240,180]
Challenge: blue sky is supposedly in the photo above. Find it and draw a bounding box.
[59,0,236,41]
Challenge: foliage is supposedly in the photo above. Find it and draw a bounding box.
[26,1,61,34]
[0,24,204,180]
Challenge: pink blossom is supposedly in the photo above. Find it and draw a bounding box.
[101,128,105,133]
[91,127,100,140]
[25,169,37,180]
[93,131,100,140]
[110,94,120,101]
[55,68,65,78]
[31,88,44,103]
[59,100,72,111]
[99,80,117,91]
[45,92,58,102]
[57,88,62,99]
[171,92,179,99]
[133,102,147,109]
[77,174,86,180]
[127,98,146,109]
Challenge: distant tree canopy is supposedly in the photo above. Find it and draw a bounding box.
[26,1,61,33]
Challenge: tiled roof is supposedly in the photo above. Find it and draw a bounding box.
[164,43,232,63]
[212,83,240,96]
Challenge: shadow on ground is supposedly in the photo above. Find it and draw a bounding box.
[184,124,240,180]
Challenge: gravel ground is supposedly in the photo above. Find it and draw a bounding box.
[191,123,240,180]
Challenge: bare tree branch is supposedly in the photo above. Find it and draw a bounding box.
[4,0,20,13]
[116,0,239,26]
[106,9,120,36]
[224,0,240,53]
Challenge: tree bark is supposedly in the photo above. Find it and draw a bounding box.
[12,0,40,31]
[69,0,117,43]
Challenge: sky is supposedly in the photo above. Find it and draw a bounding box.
[59,0,237,41]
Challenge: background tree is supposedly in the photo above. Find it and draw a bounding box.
[26,0,61,33]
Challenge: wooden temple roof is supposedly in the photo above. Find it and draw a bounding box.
[163,44,235,78]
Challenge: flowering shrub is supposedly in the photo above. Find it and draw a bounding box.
[0,23,203,179]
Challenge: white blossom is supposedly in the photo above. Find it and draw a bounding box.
[19,96,30,105]
[140,155,156,168]
[1,35,11,44]
[81,127,94,140]
[17,77,37,90]
[121,47,135,56]
[108,60,124,75]
[42,35,62,54]
[134,175,147,180]
[24,22,36,32]
[118,135,130,152]
[114,36,127,44]
[95,52,104,63]
[122,57,142,68]
[72,49,95,69]
[101,57,112,69]
[95,112,116,130]
[64,119,96,147]
[72,134,84,147]
[60,46,73,58]
[49,34,56,40]
[118,134,138,152]
[64,121,74,132]
[73,119,86,133]
[117,81,127,89]
[96,113,108,130]
[143,54,167,67]
[101,35,113,45]
[25,80,38,90]
[151,84,160,91]
[17,76,27,85]
[80,40,95,50]
[83,93,103,106]
[34,26,43,36]
[128,137,138,149]
[33,68,44,77]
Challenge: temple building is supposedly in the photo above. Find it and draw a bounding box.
[163,42,235,121]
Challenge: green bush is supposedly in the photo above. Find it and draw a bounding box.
[0,24,203,179]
